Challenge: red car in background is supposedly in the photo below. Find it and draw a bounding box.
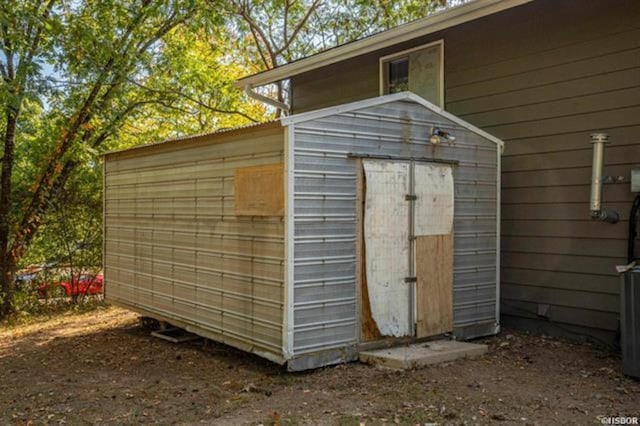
[37,274,104,298]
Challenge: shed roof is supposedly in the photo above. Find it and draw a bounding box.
[102,119,281,157]
[104,92,504,158]
[234,0,534,88]
[283,92,504,148]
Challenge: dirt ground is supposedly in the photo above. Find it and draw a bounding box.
[0,306,638,425]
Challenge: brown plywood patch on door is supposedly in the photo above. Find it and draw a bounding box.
[235,163,284,216]
[361,253,382,341]
[416,234,453,338]
[356,160,381,342]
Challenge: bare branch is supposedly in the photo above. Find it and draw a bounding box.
[276,0,322,55]
[283,0,290,43]
[248,25,272,68]
[233,2,277,64]
[127,78,260,123]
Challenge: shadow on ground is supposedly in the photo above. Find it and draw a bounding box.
[1,307,638,425]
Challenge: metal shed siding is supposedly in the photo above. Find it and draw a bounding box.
[290,0,640,343]
[104,126,286,361]
[290,99,499,355]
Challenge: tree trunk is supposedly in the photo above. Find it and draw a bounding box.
[0,259,15,318]
[0,111,18,319]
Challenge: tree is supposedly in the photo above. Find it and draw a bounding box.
[117,25,269,148]
[0,0,209,318]
[1,0,462,319]
[222,0,450,116]
[26,159,103,304]
[0,0,60,318]
[219,0,322,117]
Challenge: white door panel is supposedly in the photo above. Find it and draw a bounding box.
[414,164,454,236]
[363,160,412,337]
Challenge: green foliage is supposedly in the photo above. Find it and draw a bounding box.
[0,1,208,315]
[223,0,450,68]
[2,295,109,327]
[1,0,459,317]
[220,0,452,113]
[112,26,269,149]
[24,160,102,272]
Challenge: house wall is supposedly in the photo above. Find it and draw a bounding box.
[288,98,500,363]
[290,0,640,344]
[103,124,286,362]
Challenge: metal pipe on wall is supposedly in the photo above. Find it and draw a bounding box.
[590,133,619,224]
[243,85,290,114]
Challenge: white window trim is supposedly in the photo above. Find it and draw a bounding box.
[378,39,445,108]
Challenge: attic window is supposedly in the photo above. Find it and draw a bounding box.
[387,59,409,93]
[380,40,444,107]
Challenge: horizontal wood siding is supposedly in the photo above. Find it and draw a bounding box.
[290,0,640,343]
[104,125,286,361]
[446,0,640,343]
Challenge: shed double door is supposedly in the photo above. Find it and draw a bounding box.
[360,159,454,341]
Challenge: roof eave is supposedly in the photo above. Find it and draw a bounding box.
[234,0,533,88]
[101,120,282,158]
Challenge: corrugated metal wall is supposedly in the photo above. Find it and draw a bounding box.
[289,0,640,344]
[291,99,499,356]
[104,125,286,362]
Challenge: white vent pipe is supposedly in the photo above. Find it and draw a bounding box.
[590,133,619,223]
[243,85,290,114]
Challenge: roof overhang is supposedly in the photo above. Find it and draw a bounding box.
[234,0,534,88]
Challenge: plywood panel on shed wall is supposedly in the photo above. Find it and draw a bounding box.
[235,163,284,216]
[414,163,454,338]
[416,234,453,338]
[290,0,640,344]
[104,125,286,361]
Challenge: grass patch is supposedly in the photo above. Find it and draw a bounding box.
[261,413,303,426]
[1,298,110,329]
[337,414,363,426]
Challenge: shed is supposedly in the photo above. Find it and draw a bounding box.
[103,92,503,370]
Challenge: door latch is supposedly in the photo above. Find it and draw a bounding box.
[404,276,417,283]
[405,194,417,201]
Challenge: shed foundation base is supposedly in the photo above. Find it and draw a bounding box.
[287,345,359,371]
[359,340,487,370]
[151,327,201,344]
